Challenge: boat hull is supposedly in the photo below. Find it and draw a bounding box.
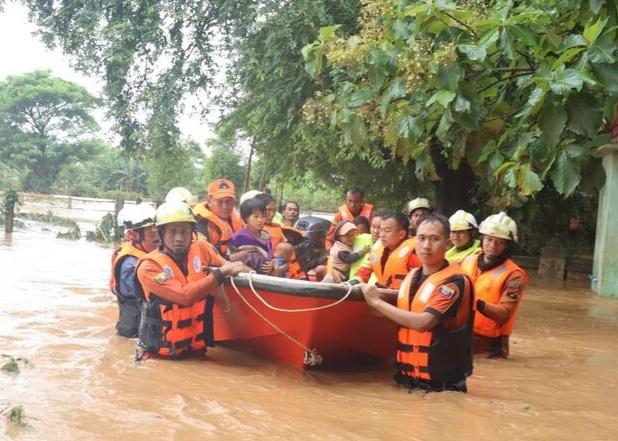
[213,274,398,369]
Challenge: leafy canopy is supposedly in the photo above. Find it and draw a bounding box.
[303,0,618,204]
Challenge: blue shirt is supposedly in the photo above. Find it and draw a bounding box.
[118,256,141,301]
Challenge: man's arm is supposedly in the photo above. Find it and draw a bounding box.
[476,271,525,325]
[118,256,141,300]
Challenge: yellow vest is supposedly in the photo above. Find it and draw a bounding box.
[445,240,481,263]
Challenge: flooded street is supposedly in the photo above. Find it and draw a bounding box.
[1,228,618,440]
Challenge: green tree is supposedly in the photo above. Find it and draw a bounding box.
[303,0,617,211]
[202,137,246,196]
[0,71,100,192]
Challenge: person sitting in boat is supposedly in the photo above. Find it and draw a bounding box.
[272,242,295,277]
[257,193,305,247]
[362,213,474,392]
[446,210,481,263]
[136,201,246,359]
[295,221,328,281]
[349,215,375,279]
[352,213,420,290]
[323,221,370,283]
[193,178,244,256]
[350,212,385,280]
[407,197,432,239]
[228,197,275,275]
[460,212,528,358]
[281,200,300,228]
[326,187,375,248]
[110,203,159,338]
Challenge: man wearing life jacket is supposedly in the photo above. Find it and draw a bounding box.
[353,213,420,290]
[362,214,474,392]
[193,179,244,255]
[326,187,374,248]
[446,210,481,263]
[136,201,246,359]
[460,212,528,358]
[110,203,158,338]
[407,197,432,239]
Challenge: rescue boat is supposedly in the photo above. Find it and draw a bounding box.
[213,273,398,369]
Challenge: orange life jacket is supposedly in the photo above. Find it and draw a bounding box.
[371,238,420,289]
[137,243,215,358]
[396,263,473,383]
[337,203,374,222]
[460,254,528,338]
[193,203,244,254]
[287,258,307,280]
[264,223,284,248]
[110,241,148,295]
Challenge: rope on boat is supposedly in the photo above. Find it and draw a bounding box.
[228,276,323,366]
[245,272,354,313]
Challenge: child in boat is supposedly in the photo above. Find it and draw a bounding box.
[323,221,370,283]
[272,242,295,277]
[228,197,275,275]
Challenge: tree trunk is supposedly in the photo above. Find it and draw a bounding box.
[431,142,476,216]
[243,143,255,193]
[5,209,14,233]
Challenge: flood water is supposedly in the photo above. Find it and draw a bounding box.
[2,228,618,440]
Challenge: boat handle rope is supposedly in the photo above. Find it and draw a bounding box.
[244,271,355,313]
[228,276,323,366]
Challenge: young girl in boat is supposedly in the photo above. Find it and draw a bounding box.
[323,221,370,283]
[228,197,275,275]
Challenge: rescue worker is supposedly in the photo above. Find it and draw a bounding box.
[136,201,246,359]
[110,203,158,338]
[326,187,374,248]
[446,210,481,263]
[353,213,420,289]
[282,201,300,228]
[407,197,432,238]
[193,179,244,255]
[460,212,528,358]
[165,187,197,206]
[362,214,474,392]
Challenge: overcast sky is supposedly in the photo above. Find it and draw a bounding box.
[0,2,214,148]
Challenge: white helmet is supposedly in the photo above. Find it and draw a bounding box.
[117,205,133,229]
[407,197,432,215]
[165,187,197,206]
[125,203,157,231]
[240,190,264,205]
[479,212,518,242]
[155,201,196,226]
[449,210,478,232]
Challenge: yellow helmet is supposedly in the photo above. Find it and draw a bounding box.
[155,201,196,226]
[165,187,197,206]
[479,212,518,242]
[449,210,478,232]
[407,197,432,215]
[125,202,157,230]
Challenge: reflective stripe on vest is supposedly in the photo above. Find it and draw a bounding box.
[371,238,420,289]
[461,254,528,338]
[110,241,147,295]
[137,243,215,358]
[396,263,473,382]
[193,204,243,253]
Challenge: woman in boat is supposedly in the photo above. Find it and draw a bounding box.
[323,221,370,283]
[136,201,246,359]
[350,212,385,280]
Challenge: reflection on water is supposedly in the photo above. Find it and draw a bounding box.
[2,228,618,440]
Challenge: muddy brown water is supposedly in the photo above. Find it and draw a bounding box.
[1,228,617,440]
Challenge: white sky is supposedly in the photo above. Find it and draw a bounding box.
[0,2,216,149]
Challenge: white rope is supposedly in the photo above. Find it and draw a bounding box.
[244,272,354,313]
[228,276,323,366]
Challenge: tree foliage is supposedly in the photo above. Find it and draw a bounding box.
[303,0,618,206]
[0,70,100,192]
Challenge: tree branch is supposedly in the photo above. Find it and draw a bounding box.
[443,11,478,37]
[477,71,534,93]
